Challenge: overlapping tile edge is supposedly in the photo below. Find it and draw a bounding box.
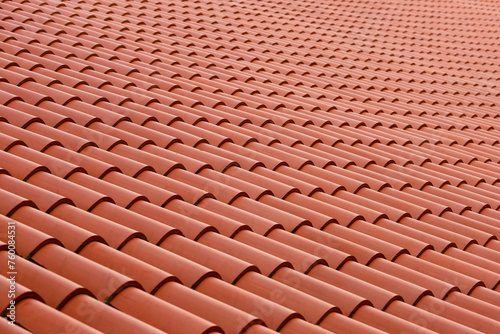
[1,0,500,333]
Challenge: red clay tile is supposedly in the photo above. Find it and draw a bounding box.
[259,195,335,230]
[160,233,258,284]
[350,220,431,257]
[90,200,180,244]
[61,294,165,334]
[142,144,210,173]
[11,205,102,252]
[8,144,84,179]
[0,81,53,106]
[79,241,179,293]
[0,250,91,309]
[197,197,281,236]
[0,121,60,152]
[0,318,30,333]
[0,173,72,213]
[0,132,24,152]
[81,145,152,177]
[145,120,211,147]
[319,312,387,334]
[236,271,340,324]
[469,285,500,308]
[301,164,366,193]
[234,229,326,273]
[27,171,112,211]
[155,281,264,333]
[32,243,142,301]
[196,276,301,331]
[232,196,310,233]
[369,256,459,300]
[115,121,181,148]
[291,192,364,227]
[0,275,41,316]
[247,141,313,170]
[0,104,43,129]
[198,231,290,277]
[28,122,96,152]
[352,304,436,334]
[51,203,144,249]
[88,121,155,149]
[132,199,215,239]
[424,212,495,246]
[110,287,223,334]
[444,247,500,278]
[325,222,408,262]
[279,318,333,334]
[225,166,295,200]
[45,145,119,179]
[445,290,500,323]
[137,170,210,204]
[121,236,219,287]
[14,298,102,334]
[103,171,180,207]
[341,259,433,305]
[335,190,408,223]
[0,149,48,181]
[68,100,130,126]
[274,266,371,316]
[0,215,60,259]
[255,165,323,196]
[395,252,485,294]
[386,299,483,333]
[221,141,286,170]
[357,187,431,220]
[168,167,246,204]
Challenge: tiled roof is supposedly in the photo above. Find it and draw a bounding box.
[1,0,500,332]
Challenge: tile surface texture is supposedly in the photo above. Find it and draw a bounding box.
[1,0,500,332]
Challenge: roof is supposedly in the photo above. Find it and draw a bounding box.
[1,0,500,332]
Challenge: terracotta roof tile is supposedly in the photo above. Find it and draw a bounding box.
[236,270,340,324]
[15,297,103,334]
[4,0,500,331]
[110,286,224,334]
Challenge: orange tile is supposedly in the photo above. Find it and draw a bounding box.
[154,281,263,333]
[225,166,295,200]
[236,271,340,324]
[15,298,101,334]
[110,287,223,334]
[7,144,83,179]
[352,304,436,334]
[61,294,165,334]
[279,318,334,334]
[273,266,371,316]
[11,205,101,252]
[168,167,246,204]
[232,196,309,233]
[0,250,91,309]
[0,173,71,213]
[196,276,300,331]
[32,243,140,302]
[137,170,210,205]
[319,312,387,334]
[160,233,258,284]
[386,299,483,333]
[197,197,280,236]
[0,121,59,152]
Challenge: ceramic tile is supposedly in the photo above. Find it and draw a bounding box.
[4,0,500,331]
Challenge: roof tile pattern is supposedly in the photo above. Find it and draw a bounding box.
[1,0,500,332]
